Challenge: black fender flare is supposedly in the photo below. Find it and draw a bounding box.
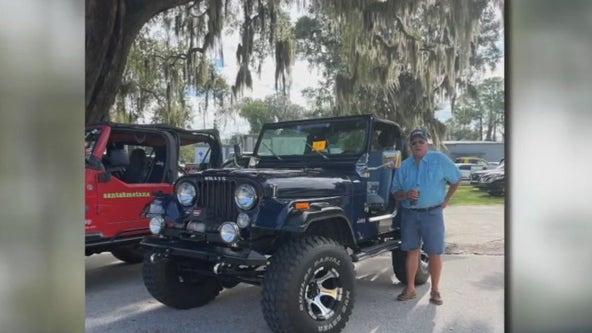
[283,206,356,248]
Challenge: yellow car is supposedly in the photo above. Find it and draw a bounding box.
[454,156,489,165]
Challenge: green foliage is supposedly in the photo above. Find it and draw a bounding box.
[239,98,269,134]
[110,4,232,128]
[294,0,503,147]
[478,77,505,141]
[238,93,306,134]
[100,0,502,141]
[446,76,504,140]
[448,184,504,205]
[339,129,366,153]
[179,145,195,164]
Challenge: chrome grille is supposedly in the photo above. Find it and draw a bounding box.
[196,178,238,221]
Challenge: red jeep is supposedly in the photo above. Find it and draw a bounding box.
[85,123,222,263]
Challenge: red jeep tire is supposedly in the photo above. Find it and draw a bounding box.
[110,244,144,264]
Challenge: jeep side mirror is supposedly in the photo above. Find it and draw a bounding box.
[382,150,401,169]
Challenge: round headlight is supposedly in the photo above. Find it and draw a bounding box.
[176,181,197,206]
[149,216,164,235]
[220,222,239,243]
[234,184,257,210]
[236,213,250,228]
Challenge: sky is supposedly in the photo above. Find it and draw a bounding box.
[187,37,325,139]
[189,8,505,140]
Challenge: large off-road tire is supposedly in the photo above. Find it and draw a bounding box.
[142,253,222,309]
[261,236,355,333]
[110,244,144,264]
[392,248,430,285]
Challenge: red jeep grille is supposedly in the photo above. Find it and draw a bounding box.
[195,179,238,221]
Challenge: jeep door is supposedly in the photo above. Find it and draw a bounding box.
[90,128,176,240]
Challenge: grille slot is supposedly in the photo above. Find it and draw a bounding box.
[196,179,238,221]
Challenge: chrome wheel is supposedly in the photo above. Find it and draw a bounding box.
[261,236,355,333]
[304,267,343,321]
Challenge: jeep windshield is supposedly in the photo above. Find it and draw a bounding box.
[85,128,101,163]
[255,118,369,161]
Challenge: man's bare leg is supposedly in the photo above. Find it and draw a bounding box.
[406,249,420,292]
[428,254,442,292]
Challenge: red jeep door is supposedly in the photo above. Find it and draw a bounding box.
[91,128,176,240]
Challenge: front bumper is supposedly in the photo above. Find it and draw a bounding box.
[487,179,504,191]
[141,236,268,266]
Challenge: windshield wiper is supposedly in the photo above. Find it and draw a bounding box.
[261,142,283,160]
[305,143,330,160]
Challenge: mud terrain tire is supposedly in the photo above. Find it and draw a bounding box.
[142,253,222,309]
[392,248,430,285]
[261,236,355,333]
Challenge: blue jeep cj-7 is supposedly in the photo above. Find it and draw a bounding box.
[140,114,430,333]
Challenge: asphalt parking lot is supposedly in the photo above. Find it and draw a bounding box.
[86,204,505,333]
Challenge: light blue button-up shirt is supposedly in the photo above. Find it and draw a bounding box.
[391,151,461,209]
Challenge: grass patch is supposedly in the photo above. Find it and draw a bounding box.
[447,184,505,206]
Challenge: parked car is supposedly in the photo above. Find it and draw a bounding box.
[476,167,505,195]
[456,163,474,180]
[454,156,488,165]
[454,156,498,172]
[486,171,505,196]
[139,114,429,333]
[470,162,504,185]
[84,123,222,263]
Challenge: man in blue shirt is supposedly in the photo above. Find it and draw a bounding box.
[391,129,461,305]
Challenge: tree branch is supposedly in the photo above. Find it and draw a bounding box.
[153,46,205,65]
[135,82,165,104]
[127,0,199,17]
[395,16,420,42]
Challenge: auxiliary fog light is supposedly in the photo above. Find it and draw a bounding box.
[220,222,240,243]
[236,213,250,228]
[149,216,165,235]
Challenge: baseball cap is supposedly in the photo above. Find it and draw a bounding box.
[409,128,428,141]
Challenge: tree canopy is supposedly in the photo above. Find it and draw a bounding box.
[86,0,504,143]
[446,76,504,141]
[86,0,294,124]
[238,94,306,134]
[294,0,503,146]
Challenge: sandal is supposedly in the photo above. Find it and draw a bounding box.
[429,291,443,305]
[397,288,416,301]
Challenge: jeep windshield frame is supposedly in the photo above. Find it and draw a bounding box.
[254,115,371,168]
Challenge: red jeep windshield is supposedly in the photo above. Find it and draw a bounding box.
[85,128,101,161]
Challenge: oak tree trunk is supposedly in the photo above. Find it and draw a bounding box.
[85,0,194,124]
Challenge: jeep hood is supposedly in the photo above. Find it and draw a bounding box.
[199,168,352,199]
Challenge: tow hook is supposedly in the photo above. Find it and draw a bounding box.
[213,263,228,275]
[150,253,160,264]
[149,251,168,263]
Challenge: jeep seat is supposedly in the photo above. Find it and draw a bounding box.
[123,148,147,183]
[146,147,167,183]
[105,144,128,177]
